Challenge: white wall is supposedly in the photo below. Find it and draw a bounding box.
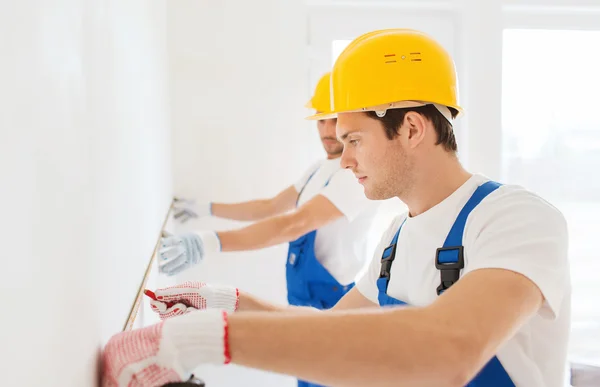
[167,1,310,386]
[0,1,171,386]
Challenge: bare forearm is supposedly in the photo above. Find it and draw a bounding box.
[228,308,472,387]
[211,200,278,222]
[217,214,304,252]
[237,292,317,313]
[211,186,297,222]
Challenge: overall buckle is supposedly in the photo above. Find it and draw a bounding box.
[435,246,464,295]
[379,243,397,279]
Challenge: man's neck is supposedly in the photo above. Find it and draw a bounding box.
[400,152,472,217]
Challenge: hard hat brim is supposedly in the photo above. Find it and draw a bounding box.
[306,100,463,122]
[305,112,338,121]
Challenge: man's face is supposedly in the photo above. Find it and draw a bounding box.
[317,118,343,158]
[337,112,413,200]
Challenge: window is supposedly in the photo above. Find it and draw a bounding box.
[502,28,600,365]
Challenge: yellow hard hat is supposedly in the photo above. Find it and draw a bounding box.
[305,72,333,118]
[307,29,463,122]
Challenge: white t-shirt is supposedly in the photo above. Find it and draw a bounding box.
[356,173,571,387]
[294,158,381,285]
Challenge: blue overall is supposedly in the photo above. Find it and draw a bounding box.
[377,181,517,386]
[286,166,354,387]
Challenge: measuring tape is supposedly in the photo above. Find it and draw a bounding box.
[122,199,174,331]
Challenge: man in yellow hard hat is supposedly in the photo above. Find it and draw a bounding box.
[157,72,380,313]
[102,29,570,387]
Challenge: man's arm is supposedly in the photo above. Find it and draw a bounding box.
[227,268,544,387]
[236,287,378,312]
[217,194,343,252]
[210,185,298,222]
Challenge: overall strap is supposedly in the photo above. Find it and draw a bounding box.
[378,218,407,292]
[323,167,341,187]
[296,165,342,206]
[435,181,502,295]
[295,166,321,207]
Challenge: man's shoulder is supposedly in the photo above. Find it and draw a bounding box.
[467,179,567,238]
[303,159,326,176]
[484,181,564,217]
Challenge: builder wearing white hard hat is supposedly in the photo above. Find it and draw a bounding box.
[102,29,570,387]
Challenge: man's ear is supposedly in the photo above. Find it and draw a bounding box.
[404,112,427,149]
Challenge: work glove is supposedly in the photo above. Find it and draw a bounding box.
[101,309,231,387]
[158,231,221,276]
[148,281,239,319]
[172,197,212,224]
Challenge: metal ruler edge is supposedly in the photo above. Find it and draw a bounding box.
[123,199,174,331]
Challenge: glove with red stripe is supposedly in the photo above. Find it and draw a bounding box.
[148,281,239,320]
[101,309,231,387]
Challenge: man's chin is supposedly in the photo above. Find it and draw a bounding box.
[363,186,376,200]
[364,186,393,201]
[326,149,343,158]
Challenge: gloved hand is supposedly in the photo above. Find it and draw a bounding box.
[172,197,212,224]
[158,231,221,276]
[101,309,231,387]
[149,281,239,319]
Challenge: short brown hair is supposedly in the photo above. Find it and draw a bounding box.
[366,105,458,152]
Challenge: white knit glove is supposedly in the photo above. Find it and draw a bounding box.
[158,231,221,276]
[172,197,212,224]
[101,309,231,387]
[148,281,239,319]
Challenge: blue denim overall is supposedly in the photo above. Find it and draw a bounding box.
[377,181,516,386]
[286,166,354,387]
